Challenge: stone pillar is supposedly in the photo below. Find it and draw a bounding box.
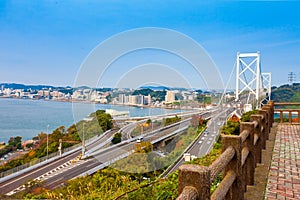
[258,110,267,149]
[250,115,263,164]
[240,122,255,185]
[178,165,210,200]
[222,135,244,200]
[262,106,271,140]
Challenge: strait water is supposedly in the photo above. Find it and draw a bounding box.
[0,98,184,143]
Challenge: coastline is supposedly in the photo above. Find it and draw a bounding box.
[0,97,194,144]
[0,96,197,110]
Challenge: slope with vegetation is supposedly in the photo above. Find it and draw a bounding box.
[271,83,300,102]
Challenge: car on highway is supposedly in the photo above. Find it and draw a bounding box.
[136,137,143,143]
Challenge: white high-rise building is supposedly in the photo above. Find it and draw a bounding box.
[165,91,176,103]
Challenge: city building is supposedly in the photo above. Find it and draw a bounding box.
[165,90,176,103]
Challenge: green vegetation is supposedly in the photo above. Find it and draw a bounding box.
[196,94,212,105]
[0,136,23,159]
[132,88,166,102]
[221,110,258,135]
[162,115,181,126]
[111,132,122,144]
[271,83,300,102]
[240,110,258,122]
[95,110,113,132]
[221,120,240,135]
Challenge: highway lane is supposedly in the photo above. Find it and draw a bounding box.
[163,106,235,176]
[0,150,81,194]
[0,130,116,195]
[119,109,213,141]
[43,159,100,189]
[43,143,136,190]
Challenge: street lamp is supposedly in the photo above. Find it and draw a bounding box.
[46,124,49,160]
[82,117,93,156]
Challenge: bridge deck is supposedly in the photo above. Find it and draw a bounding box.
[265,124,300,199]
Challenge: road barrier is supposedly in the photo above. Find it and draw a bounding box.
[0,130,111,181]
[177,101,274,200]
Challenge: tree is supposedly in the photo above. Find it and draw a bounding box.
[146,119,152,124]
[8,136,22,149]
[96,110,113,132]
[111,132,122,144]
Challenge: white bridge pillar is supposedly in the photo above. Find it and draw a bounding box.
[235,52,272,108]
[235,52,261,108]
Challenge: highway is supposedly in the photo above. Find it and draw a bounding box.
[0,130,116,195]
[0,108,218,195]
[4,118,194,194]
[162,106,236,177]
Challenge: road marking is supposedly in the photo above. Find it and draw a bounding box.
[0,153,79,188]
[5,159,89,196]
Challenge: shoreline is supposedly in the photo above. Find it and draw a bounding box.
[0,97,197,144]
[0,96,197,110]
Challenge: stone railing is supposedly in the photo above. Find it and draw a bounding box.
[177,101,274,200]
[274,102,300,123]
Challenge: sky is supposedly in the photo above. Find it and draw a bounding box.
[0,1,300,89]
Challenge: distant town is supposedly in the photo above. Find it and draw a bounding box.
[0,83,235,109]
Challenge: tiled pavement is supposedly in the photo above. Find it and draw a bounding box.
[265,124,300,200]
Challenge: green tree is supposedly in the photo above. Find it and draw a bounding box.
[111,132,122,144]
[95,110,113,131]
[8,136,22,149]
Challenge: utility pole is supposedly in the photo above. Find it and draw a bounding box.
[46,124,49,160]
[288,72,296,85]
[82,123,85,156]
[82,117,93,157]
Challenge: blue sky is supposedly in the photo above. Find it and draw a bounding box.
[0,1,300,89]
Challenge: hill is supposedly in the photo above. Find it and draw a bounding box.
[271,83,300,102]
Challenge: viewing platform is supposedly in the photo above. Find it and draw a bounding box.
[265,124,300,199]
[176,101,300,200]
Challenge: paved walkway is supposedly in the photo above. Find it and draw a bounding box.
[265,124,300,200]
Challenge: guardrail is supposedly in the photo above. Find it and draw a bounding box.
[0,130,111,180]
[274,102,300,123]
[177,101,274,200]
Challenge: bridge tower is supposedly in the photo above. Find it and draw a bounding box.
[235,51,271,109]
[235,52,262,108]
[261,72,272,103]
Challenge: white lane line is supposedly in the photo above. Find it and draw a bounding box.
[6,159,89,196]
[0,154,77,188]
